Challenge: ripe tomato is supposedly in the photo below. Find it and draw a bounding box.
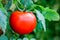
[10,11,37,35]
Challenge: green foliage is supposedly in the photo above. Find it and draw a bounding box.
[0,2,7,15]
[0,3,7,33]
[42,7,59,21]
[5,0,12,10]
[0,0,60,40]
[34,5,59,21]
[20,0,33,10]
[0,10,7,33]
[35,9,46,32]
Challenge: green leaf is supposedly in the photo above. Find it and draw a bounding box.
[34,5,45,13]
[0,2,8,16]
[34,5,59,21]
[0,2,8,34]
[20,0,33,10]
[5,0,12,10]
[0,9,7,33]
[42,7,59,21]
[35,9,46,32]
[16,0,24,11]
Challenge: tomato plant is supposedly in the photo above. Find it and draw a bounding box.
[0,0,60,40]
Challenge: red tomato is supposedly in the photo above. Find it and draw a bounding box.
[10,11,37,35]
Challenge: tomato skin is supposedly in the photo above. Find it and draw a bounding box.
[10,11,37,35]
